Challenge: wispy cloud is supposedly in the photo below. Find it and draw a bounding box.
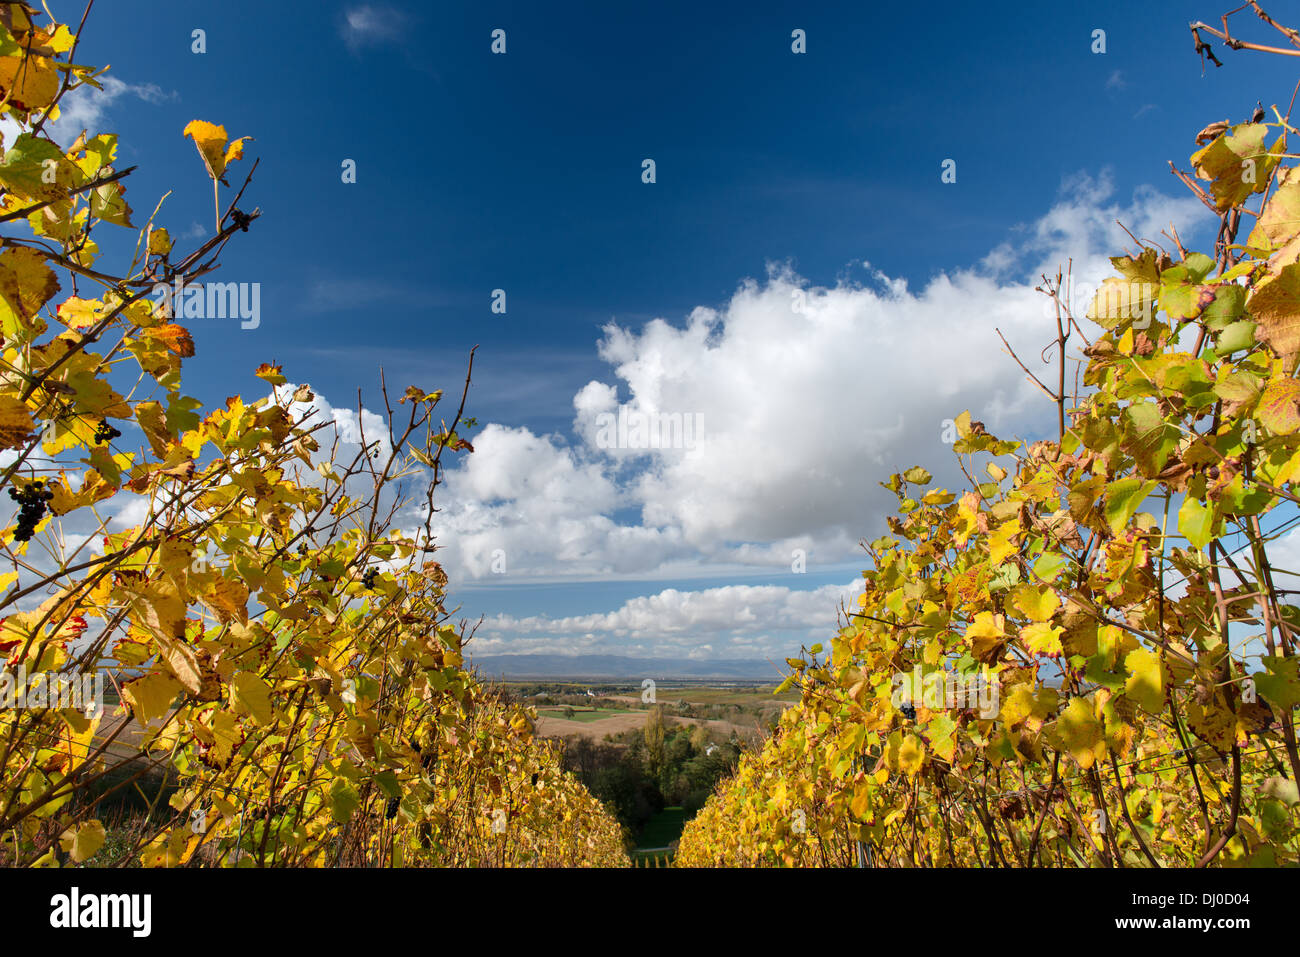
[0,75,176,151]
[53,76,177,137]
[302,277,411,313]
[1106,69,1127,91]
[340,5,405,52]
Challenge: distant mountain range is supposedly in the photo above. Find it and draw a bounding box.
[467,654,784,681]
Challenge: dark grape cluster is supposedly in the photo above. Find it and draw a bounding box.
[93,420,121,445]
[415,741,438,771]
[361,567,379,589]
[9,480,52,542]
[385,797,400,820]
[899,703,916,721]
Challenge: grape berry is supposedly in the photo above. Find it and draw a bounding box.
[8,480,53,542]
[93,420,121,445]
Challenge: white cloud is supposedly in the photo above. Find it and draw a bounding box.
[50,76,175,140]
[0,75,176,153]
[425,172,1211,596]
[0,166,1218,655]
[468,578,867,659]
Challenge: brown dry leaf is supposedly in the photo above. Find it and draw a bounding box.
[0,394,34,449]
[144,323,195,357]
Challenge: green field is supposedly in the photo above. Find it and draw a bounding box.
[537,707,632,723]
[663,686,798,706]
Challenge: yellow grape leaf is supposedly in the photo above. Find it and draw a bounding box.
[1123,647,1165,714]
[59,819,106,863]
[199,709,242,767]
[1102,698,1137,757]
[1056,696,1103,769]
[967,611,1003,638]
[182,120,251,183]
[1249,260,1300,374]
[926,713,957,761]
[952,494,981,546]
[849,783,871,819]
[55,296,107,329]
[139,827,196,868]
[1186,694,1236,750]
[44,25,77,55]
[64,369,132,419]
[0,394,34,449]
[1256,167,1300,248]
[988,519,1019,565]
[1021,621,1064,657]
[0,246,59,338]
[1257,377,1300,435]
[1011,584,1060,622]
[148,227,173,256]
[255,362,286,385]
[0,52,60,112]
[964,611,1005,658]
[882,729,902,773]
[135,401,174,457]
[898,733,925,777]
[121,577,187,641]
[155,636,202,695]
[231,670,274,725]
[201,577,249,625]
[954,410,973,438]
[1000,682,1056,732]
[1000,683,1036,728]
[120,671,182,725]
[1190,123,1279,210]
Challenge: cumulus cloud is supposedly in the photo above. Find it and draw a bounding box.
[6,171,1216,659]
[424,172,1212,598]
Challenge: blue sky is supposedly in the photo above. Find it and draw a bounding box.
[40,0,1300,662]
